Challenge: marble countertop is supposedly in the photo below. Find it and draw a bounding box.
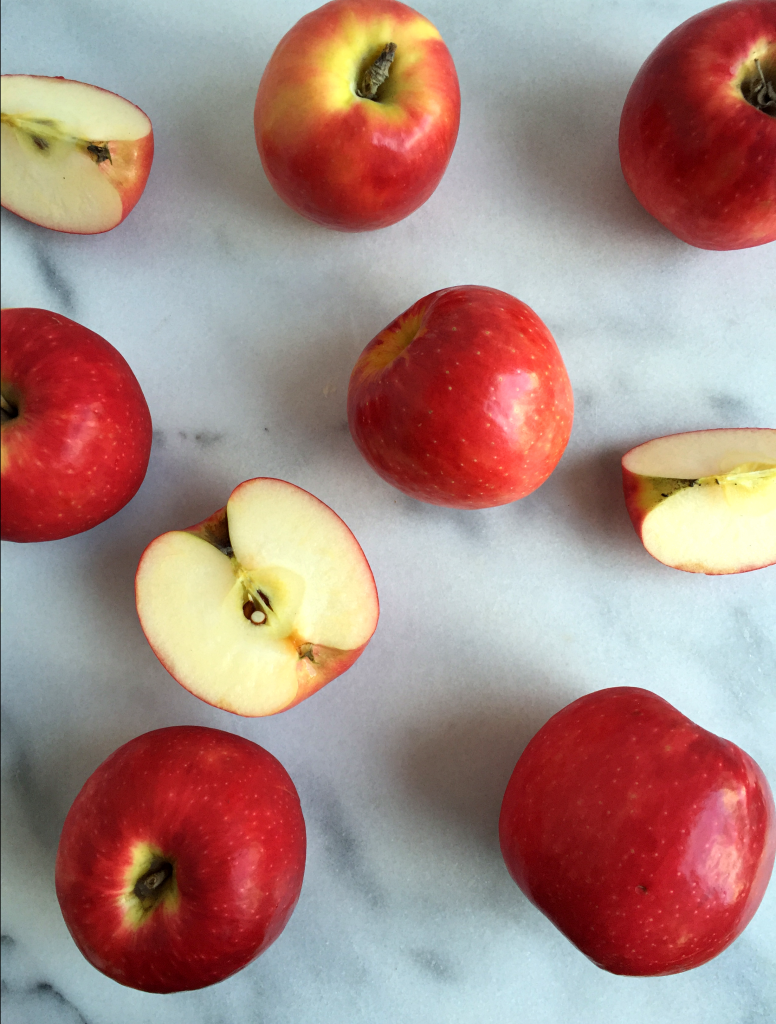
[2,0,775,1021]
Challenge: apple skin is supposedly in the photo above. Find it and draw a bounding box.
[139,484,377,715]
[499,687,776,976]
[254,0,460,231]
[1,75,154,234]
[55,726,306,993]
[1,308,152,542]
[618,1,776,250]
[347,285,574,509]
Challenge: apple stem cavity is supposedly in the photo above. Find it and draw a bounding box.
[743,57,776,115]
[0,391,18,423]
[133,859,174,911]
[357,43,397,100]
[0,112,113,162]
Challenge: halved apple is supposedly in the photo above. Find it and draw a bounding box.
[1,74,153,233]
[135,478,379,716]
[622,429,776,575]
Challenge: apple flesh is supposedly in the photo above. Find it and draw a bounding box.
[622,428,776,574]
[618,0,776,250]
[254,0,460,230]
[1,307,153,542]
[1,74,153,233]
[55,726,306,993]
[499,687,776,976]
[347,285,574,509]
[135,478,379,716]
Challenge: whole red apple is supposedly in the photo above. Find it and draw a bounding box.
[55,726,306,993]
[619,0,776,250]
[254,0,460,231]
[347,285,574,509]
[499,687,776,976]
[1,74,154,234]
[1,307,153,542]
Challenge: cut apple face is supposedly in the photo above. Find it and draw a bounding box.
[1,75,153,233]
[622,429,776,575]
[136,478,379,716]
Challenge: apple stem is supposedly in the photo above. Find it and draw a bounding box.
[133,860,173,909]
[357,43,397,100]
[745,59,776,114]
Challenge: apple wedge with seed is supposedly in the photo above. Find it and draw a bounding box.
[136,478,379,716]
[622,428,776,575]
[1,74,153,234]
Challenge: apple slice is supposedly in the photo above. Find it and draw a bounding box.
[622,429,776,574]
[136,478,379,716]
[1,74,153,234]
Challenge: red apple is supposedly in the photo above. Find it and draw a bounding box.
[618,0,776,250]
[135,477,380,716]
[347,285,574,509]
[499,687,776,976]
[1,74,154,234]
[254,0,460,231]
[55,726,306,993]
[1,308,153,542]
[622,428,776,574]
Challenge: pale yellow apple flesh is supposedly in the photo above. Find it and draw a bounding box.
[135,478,379,716]
[623,429,776,574]
[1,75,151,233]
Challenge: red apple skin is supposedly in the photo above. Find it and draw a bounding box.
[55,726,306,993]
[347,285,574,509]
[618,1,776,250]
[1,308,152,542]
[1,75,154,234]
[135,479,379,715]
[499,687,776,976]
[254,0,460,231]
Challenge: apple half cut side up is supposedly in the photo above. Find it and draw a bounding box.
[622,429,776,574]
[1,75,153,234]
[135,478,379,716]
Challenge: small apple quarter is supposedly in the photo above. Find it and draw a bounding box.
[135,478,380,716]
[1,74,153,233]
[622,428,776,574]
[499,687,776,977]
[254,0,460,230]
[55,726,306,993]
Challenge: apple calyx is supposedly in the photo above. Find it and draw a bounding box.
[357,43,397,100]
[741,54,776,115]
[133,858,175,911]
[0,111,114,162]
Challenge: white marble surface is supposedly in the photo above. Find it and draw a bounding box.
[2,0,776,1020]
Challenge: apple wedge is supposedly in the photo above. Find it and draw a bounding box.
[622,429,776,575]
[1,74,153,233]
[135,478,379,716]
